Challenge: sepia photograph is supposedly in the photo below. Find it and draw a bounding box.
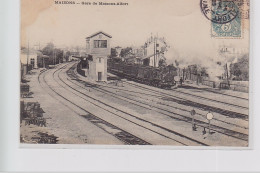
[20,0,250,147]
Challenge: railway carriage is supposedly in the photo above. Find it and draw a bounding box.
[108,59,177,88]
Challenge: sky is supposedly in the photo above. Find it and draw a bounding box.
[22,0,250,69]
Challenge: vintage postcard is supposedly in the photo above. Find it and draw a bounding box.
[20,0,250,147]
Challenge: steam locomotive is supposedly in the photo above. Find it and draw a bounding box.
[107,59,177,88]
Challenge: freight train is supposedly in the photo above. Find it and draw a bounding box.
[107,59,177,88]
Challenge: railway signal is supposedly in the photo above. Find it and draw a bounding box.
[206,111,214,134]
[190,109,197,131]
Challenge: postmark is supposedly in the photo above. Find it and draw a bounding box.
[200,0,246,38]
[200,0,239,24]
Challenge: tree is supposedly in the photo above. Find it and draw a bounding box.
[55,49,63,63]
[200,67,208,77]
[120,47,132,57]
[42,43,63,65]
[65,51,71,62]
[230,63,241,77]
[188,64,198,74]
[229,54,249,81]
[42,42,54,56]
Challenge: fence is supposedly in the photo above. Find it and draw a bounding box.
[184,72,248,93]
[220,82,249,93]
[201,80,216,88]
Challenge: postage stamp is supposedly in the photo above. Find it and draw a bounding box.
[211,5,242,38]
[200,0,249,38]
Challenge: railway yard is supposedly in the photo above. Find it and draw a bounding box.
[20,61,249,146]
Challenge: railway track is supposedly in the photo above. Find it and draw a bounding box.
[109,69,248,112]
[106,69,248,121]
[97,85,247,129]
[38,64,151,145]
[67,75,248,130]
[38,63,213,146]
[108,69,248,101]
[65,63,248,143]
[56,64,210,146]
[124,81,248,120]
[179,84,248,101]
[167,86,248,109]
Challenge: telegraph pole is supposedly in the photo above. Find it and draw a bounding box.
[155,36,157,67]
[226,63,229,80]
[53,46,56,65]
[26,40,29,73]
[154,35,156,67]
[53,47,54,65]
[54,48,56,65]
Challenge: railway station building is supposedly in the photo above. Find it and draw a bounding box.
[20,48,39,69]
[85,31,112,82]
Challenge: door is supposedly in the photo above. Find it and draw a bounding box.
[98,72,102,81]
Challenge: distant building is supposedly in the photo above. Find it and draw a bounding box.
[20,48,40,69]
[123,51,143,64]
[132,47,145,58]
[218,45,249,80]
[143,35,168,67]
[131,47,141,55]
[219,45,249,59]
[114,46,122,58]
[85,31,112,81]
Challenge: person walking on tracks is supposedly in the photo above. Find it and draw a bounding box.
[180,77,183,86]
[190,108,197,131]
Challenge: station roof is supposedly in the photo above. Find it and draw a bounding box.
[86,31,112,39]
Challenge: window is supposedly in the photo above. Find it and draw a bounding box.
[94,40,107,48]
[30,58,35,65]
[99,57,102,63]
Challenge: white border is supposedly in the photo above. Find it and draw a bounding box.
[0,0,259,172]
